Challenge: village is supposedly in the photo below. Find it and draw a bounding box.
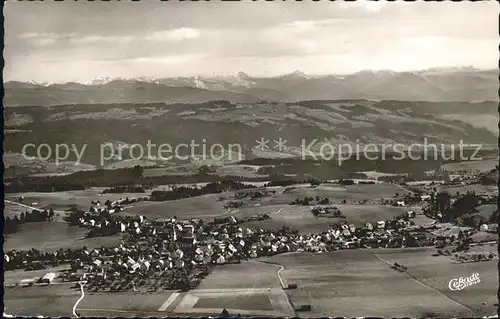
[4,182,497,296]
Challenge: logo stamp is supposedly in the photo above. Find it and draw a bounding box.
[448,273,480,291]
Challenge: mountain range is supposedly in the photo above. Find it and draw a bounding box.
[4,67,498,107]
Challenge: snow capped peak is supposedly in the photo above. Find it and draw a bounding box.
[291,69,309,78]
[237,71,252,80]
[26,80,49,86]
[85,76,117,85]
[134,76,159,84]
[280,69,309,79]
[192,77,207,89]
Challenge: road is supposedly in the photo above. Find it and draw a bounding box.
[253,260,286,289]
[5,199,46,212]
[4,200,67,222]
[72,282,86,318]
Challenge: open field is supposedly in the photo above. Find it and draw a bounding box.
[262,183,409,206]
[359,171,404,180]
[215,164,264,178]
[5,283,180,317]
[174,288,294,317]
[437,183,495,196]
[4,221,121,252]
[475,204,497,219]
[327,204,421,226]
[4,265,71,286]
[123,193,226,220]
[78,261,291,317]
[441,159,498,173]
[4,152,96,178]
[77,291,179,313]
[235,205,332,234]
[123,183,421,232]
[5,189,148,211]
[375,248,497,316]
[197,260,281,289]
[4,283,81,317]
[172,260,293,316]
[261,249,491,317]
[4,200,34,218]
[233,204,426,233]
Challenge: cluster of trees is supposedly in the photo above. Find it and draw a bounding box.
[250,156,445,180]
[150,181,256,201]
[266,180,298,187]
[291,196,330,206]
[4,209,55,234]
[337,179,355,185]
[428,190,482,225]
[5,164,273,193]
[5,166,144,193]
[103,185,146,193]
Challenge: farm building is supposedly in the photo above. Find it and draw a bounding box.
[407,211,416,218]
[39,272,56,284]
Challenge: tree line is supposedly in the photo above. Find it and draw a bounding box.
[4,209,55,234]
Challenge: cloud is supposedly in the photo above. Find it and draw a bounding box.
[145,28,201,42]
[339,0,386,13]
[116,53,205,65]
[70,35,133,45]
[19,32,62,46]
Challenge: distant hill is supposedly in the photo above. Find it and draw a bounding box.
[5,67,498,107]
[4,80,260,107]
[4,100,498,167]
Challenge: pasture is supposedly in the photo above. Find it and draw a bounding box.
[4,283,81,317]
[122,193,226,220]
[196,260,281,290]
[174,260,293,316]
[5,188,148,211]
[235,205,332,234]
[441,159,498,173]
[437,183,494,196]
[4,221,121,252]
[375,248,497,317]
[261,249,486,317]
[263,183,409,206]
[77,290,179,314]
[4,265,71,286]
[475,204,497,219]
[4,200,32,218]
[174,288,293,316]
[215,164,264,178]
[234,204,423,233]
[4,265,70,285]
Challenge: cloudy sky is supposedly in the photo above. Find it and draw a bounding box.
[5,1,498,83]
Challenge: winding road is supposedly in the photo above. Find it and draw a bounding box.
[254,260,286,289]
[72,282,86,318]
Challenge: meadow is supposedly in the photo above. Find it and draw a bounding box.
[4,221,121,252]
[375,248,497,316]
[441,159,498,173]
[122,193,227,220]
[261,249,489,317]
[4,283,81,317]
[5,188,148,211]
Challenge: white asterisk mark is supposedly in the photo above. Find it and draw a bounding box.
[255,138,270,151]
[274,137,287,151]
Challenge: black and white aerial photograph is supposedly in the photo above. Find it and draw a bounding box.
[2,0,499,318]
